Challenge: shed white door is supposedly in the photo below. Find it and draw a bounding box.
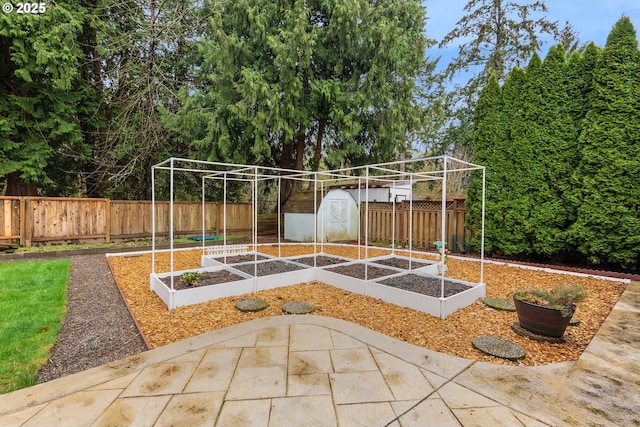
[317,189,358,242]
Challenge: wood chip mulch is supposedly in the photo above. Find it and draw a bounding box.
[107,245,627,366]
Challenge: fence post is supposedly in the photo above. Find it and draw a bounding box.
[24,197,32,247]
[18,197,25,246]
[105,198,111,243]
[399,200,406,246]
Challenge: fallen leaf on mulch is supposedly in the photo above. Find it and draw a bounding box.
[108,246,627,366]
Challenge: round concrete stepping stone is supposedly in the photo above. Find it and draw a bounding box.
[282,301,316,315]
[511,322,564,343]
[482,297,516,311]
[472,335,525,361]
[235,298,268,312]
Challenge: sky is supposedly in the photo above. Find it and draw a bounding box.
[424,0,640,75]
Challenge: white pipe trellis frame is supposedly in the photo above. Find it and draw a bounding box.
[150,155,486,289]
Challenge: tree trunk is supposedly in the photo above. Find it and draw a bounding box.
[277,132,307,211]
[279,141,294,210]
[313,120,325,171]
[5,172,38,196]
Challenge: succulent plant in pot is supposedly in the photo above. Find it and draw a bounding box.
[513,284,587,338]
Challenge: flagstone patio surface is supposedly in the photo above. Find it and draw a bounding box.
[1,282,638,426]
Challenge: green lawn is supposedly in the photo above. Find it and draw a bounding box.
[0,259,70,394]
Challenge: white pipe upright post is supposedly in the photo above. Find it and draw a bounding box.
[253,168,259,285]
[169,158,175,290]
[201,175,206,254]
[223,173,227,264]
[357,177,362,260]
[364,169,370,280]
[481,167,486,284]
[313,174,317,262]
[278,176,282,259]
[440,156,447,298]
[392,180,396,257]
[408,175,413,261]
[151,166,156,276]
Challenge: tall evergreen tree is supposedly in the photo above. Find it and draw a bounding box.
[434,0,566,177]
[470,67,534,255]
[494,63,536,255]
[565,43,601,139]
[569,17,640,268]
[0,2,95,195]
[523,46,578,256]
[439,0,560,100]
[177,0,433,206]
[467,74,501,252]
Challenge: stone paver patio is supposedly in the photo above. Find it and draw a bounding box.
[1,282,638,426]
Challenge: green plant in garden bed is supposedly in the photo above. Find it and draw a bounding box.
[0,259,70,393]
[182,271,203,286]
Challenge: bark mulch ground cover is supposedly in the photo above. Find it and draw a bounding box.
[108,245,627,366]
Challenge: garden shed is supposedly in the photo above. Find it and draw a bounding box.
[283,189,321,242]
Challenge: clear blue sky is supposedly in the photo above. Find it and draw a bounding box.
[425,0,640,73]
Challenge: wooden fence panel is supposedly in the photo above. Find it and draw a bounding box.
[222,203,252,232]
[28,198,108,243]
[361,199,468,252]
[111,201,153,238]
[0,196,465,249]
[0,197,20,241]
[0,196,253,246]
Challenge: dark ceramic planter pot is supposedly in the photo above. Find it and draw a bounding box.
[513,295,575,338]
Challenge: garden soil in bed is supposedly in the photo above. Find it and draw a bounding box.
[291,255,347,267]
[372,257,432,270]
[325,263,398,279]
[378,274,471,297]
[108,245,627,366]
[159,269,247,290]
[210,254,269,264]
[232,260,308,276]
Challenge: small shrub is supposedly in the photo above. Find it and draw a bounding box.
[515,284,586,317]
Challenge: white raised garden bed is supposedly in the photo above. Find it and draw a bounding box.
[151,253,484,318]
[368,271,485,319]
[150,265,253,310]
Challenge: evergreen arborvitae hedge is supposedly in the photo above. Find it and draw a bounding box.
[468,17,640,270]
[569,17,640,268]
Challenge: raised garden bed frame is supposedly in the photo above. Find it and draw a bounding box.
[150,156,486,318]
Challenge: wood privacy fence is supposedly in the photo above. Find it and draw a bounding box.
[362,199,468,252]
[0,196,469,250]
[0,197,252,247]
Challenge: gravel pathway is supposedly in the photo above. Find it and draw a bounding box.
[36,254,147,383]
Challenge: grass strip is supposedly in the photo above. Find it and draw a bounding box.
[13,235,245,253]
[0,259,70,393]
